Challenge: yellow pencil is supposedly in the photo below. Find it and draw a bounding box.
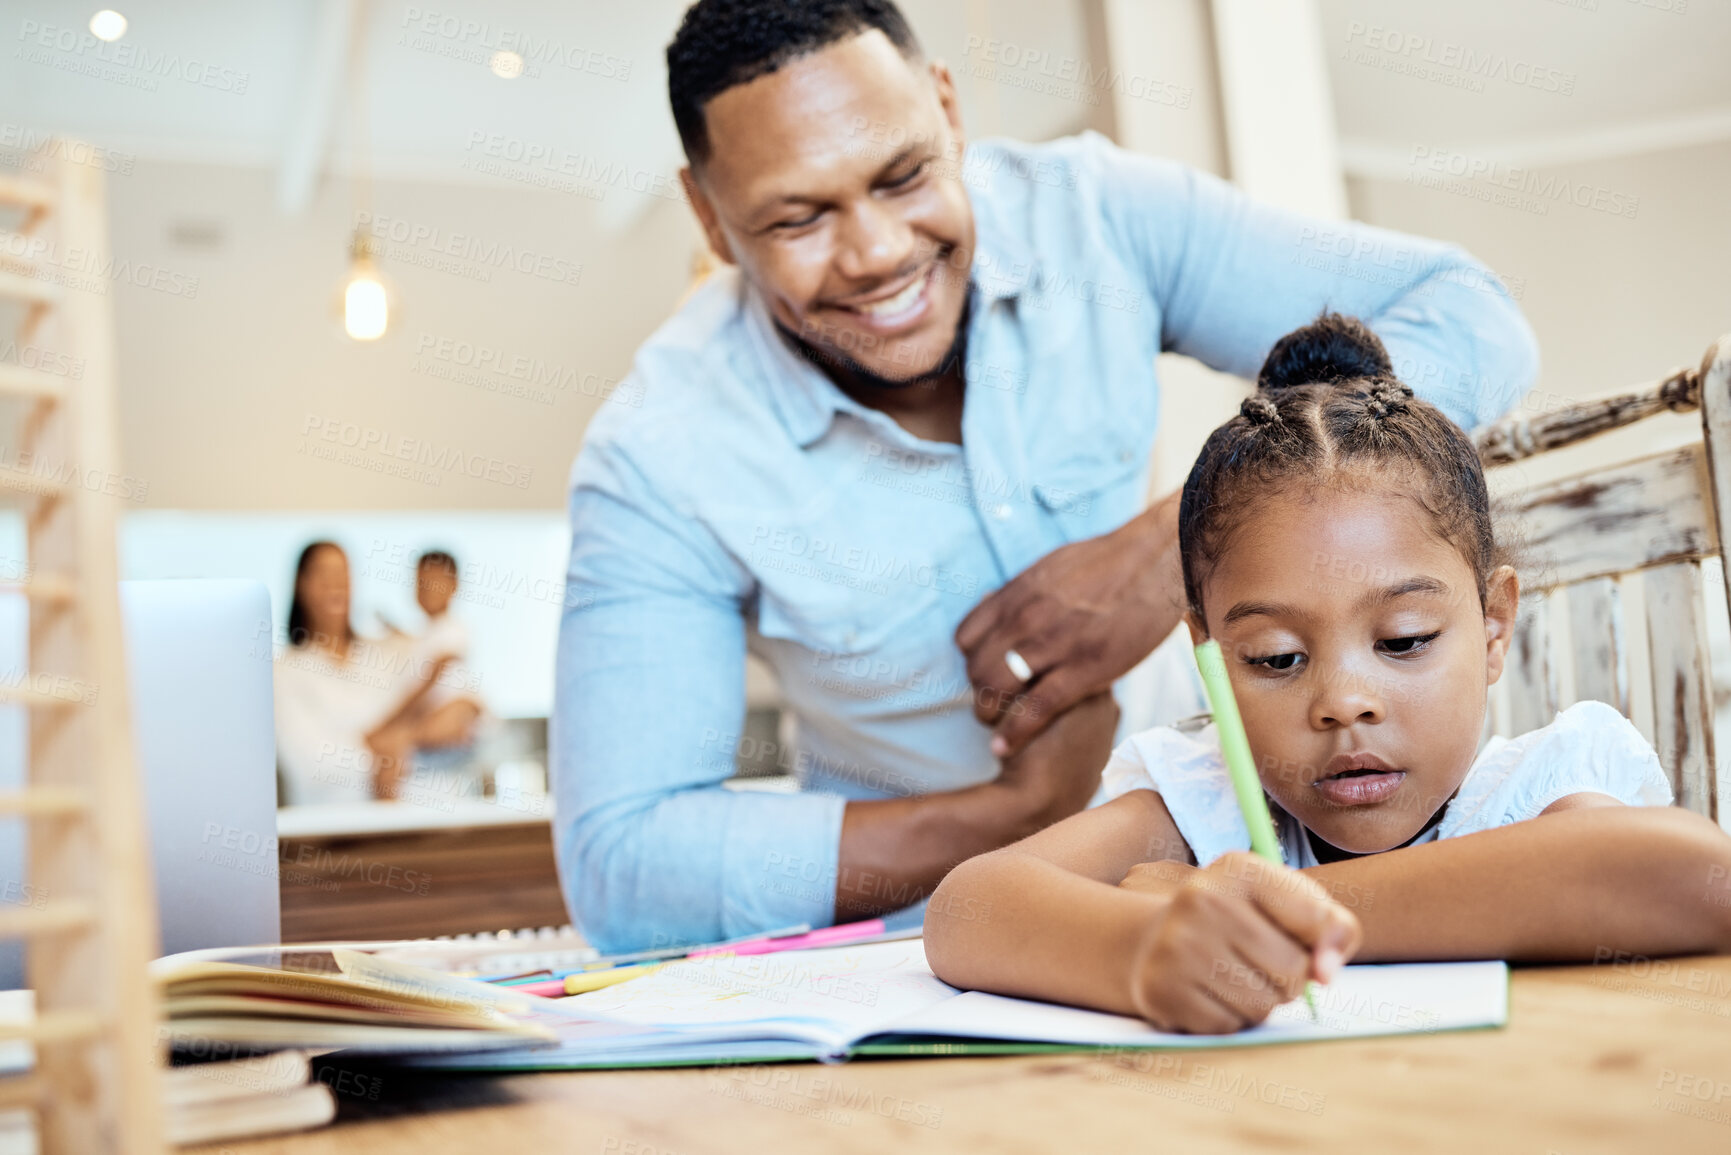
[562,962,666,996]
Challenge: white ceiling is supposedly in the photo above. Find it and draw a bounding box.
[1322,0,1731,173]
[2,0,1100,208]
[7,0,1727,199]
[1321,0,1731,143]
[5,0,694,190]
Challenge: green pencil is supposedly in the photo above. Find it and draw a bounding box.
[1193,639,1320,1021]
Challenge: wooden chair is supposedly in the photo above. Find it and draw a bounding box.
[1475,333,1731,824]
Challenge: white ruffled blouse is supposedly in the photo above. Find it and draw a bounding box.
[1099,701,1675,868]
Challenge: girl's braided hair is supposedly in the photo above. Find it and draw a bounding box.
[1178,312,1497,619]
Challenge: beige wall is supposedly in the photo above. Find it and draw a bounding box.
[1352,142,1731,403]
[108,160,694,511]
[1350,140,1731,492]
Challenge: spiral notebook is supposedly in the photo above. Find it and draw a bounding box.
[406,938,1510,1070]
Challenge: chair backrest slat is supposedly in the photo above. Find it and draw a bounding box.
[1506,593,1558,737]
[1641,560,1717,817]
[1564,576,1628,716]
[1507,445,1717,590]
[1697,335,1731,673]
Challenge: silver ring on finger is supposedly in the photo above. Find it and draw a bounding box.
[1003,648,1034,684]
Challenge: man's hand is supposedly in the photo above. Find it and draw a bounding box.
[992,691,1120,831]
[1125,852,1362,1034]
[957,493,1185,758]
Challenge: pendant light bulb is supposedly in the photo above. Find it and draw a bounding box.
[342,232,389,341]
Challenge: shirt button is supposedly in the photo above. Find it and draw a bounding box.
[992,503,1013,520]
[1117,448,1134,463]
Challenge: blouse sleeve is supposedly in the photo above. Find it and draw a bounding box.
[1099,734,1157,803]
[1439,701,1674,838]
[1099,725,1251,867]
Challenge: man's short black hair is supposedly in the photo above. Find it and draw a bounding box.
[667,0,923,167]
[417,550,457,574]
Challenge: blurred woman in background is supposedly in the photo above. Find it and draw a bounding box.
[273,541,481,804]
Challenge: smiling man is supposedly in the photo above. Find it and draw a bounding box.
[552,0,1539,952]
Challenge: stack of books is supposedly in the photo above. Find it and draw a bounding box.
[163,1050,335,1147]
[149,945,562,1144]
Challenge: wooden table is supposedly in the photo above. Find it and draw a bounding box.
[192,954,1731,1153]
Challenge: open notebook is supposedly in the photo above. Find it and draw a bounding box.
[408,938,1509,1070]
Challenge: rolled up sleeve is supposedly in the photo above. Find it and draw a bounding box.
[553,442,845,954]
[1091,139,1540,430]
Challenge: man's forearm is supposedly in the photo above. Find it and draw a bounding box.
[835,782,1044,922]
[1305,807,1731,962]
[563,784,848,953]
[1124,489,1183,610]
[835,691,1121,920]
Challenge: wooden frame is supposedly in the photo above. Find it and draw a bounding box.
[1480,334,1731,822]
[0,146,166,1150]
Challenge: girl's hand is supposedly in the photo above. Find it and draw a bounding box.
[365,724,413,800]
[1126,852,1361,1034]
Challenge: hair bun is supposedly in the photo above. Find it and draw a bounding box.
[1257,312,1394,393]
[1239,395,1279,425]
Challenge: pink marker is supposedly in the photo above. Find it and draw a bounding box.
[688,919,887,960]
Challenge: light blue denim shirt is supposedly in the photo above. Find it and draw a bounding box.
[554,132,1539,953]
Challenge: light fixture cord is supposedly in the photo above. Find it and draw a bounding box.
[348,0,372,257]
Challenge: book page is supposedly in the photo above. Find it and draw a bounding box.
[874,960,1509,1049]
[561,939,957,1054]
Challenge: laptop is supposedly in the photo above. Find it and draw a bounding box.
[0,579,281,987]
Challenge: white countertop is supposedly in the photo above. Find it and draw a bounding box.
[278,775,802,838]
[276,795,552,838]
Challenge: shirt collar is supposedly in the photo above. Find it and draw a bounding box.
[741,210,1040,450]
[969,203,1040,304]
[741,286,870,449]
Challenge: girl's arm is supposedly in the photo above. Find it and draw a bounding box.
[925,790,1182,1016]
[1305,800,1731,960]
[369,654,454,736]
[925,790,1359,1032]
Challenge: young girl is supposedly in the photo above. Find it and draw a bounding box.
[925,313,1731,1034]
